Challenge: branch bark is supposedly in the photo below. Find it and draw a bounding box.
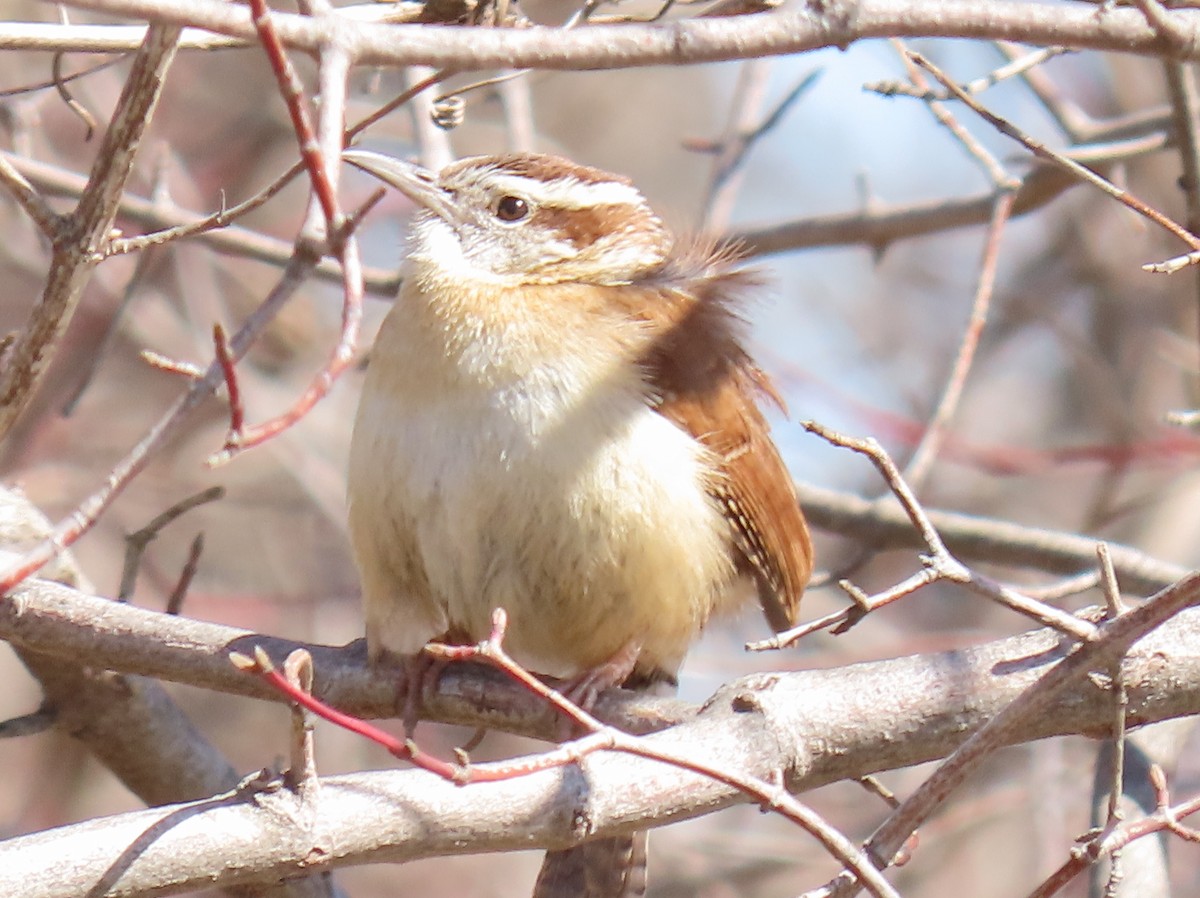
[2,577,1200,897]
[0,23,181,439]
[50,0,1200,68]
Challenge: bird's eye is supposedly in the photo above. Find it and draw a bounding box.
[495,195,529,223]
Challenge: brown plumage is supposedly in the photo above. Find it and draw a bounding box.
[625,249,812,633]
[343,149,813,898]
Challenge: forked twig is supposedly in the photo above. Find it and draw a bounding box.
[755,422,1097,651]
[906,50,1200,269]
[809,569,1200,898]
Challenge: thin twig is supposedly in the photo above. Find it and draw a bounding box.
[904,188,1015,491]
[61,245,161,414]
[0,151,63,238]
[800,422,1099,642]
[107,161,304,255]
[1097,544,1128,830]
[995,41,1093,142]
[51,48,97,140]
[117,486,225,601]
[1023,570,1104,602]
[906,51,1200,259]
[0,196,378,595]
[700,65,820,230]
[891,40,1018,190]
[164,532,204,615]
[812,569,1200,898]
[210,324,244,443]
[869,45,1071,102]
[1026,767,1200,898]
[0,53,126,98]
[699,58,774,231]
[1162,60,1200,354]
[0,23,182,441]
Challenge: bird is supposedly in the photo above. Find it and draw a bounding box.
[343,147,813,897]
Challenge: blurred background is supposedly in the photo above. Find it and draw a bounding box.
[0,1,1198,895]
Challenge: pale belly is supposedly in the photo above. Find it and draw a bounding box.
[348,381,737,678]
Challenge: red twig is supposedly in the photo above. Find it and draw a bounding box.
[207,5,365,463]
[211,323,245,446]
[206,238,363,462]
[0,193,381,597]
[231,646,467,783]
[236,611,901,898]
[247,0,337,226]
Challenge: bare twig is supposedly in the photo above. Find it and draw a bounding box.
[813,569,1200,898]
[1097,544,1129,831]
[60,244,161,415]
[904,184,1015,491]
[891,39,1018,189]
[751,482,1189,652]
[164,532,204,615]
[906,50,1200,261]
[798,422,1099,642]
[0,53,127,98]
[0,196,379,595]
[0,23,182,441]
[869,45,1071,101]
[699,58,773,231]
[107,160,305,255]
[1162,60,1200,347]
[51,49,98,140]
[2,150,399,290]
[0,152,63,238]
[117,486,225,601]
[1027,767,1200,898]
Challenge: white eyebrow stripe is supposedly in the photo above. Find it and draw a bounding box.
[486,173,646,210]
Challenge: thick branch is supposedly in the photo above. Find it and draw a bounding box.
[796,482,1191,595]
[735,164,1081,257]
[2,582,1200,896]
[52,0,1200,68]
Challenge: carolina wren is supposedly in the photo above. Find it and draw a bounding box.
[343,148,813,896]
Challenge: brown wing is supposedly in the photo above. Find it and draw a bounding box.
[625,257,812,632]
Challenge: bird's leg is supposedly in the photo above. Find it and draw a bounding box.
[388,626,475,736]
[551,639,647,742]
[559,638,643,717]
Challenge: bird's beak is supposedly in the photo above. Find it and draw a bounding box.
[342,149,453,221]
